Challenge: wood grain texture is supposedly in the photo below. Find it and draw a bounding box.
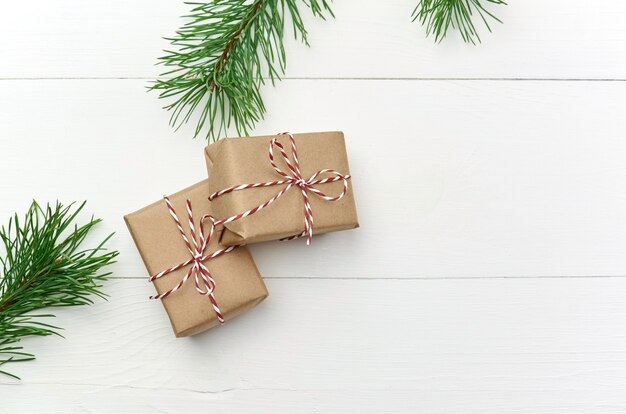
[1,1,626,79]
[4,278,626,413]
[0,79,625,279]
[2,1,626,412]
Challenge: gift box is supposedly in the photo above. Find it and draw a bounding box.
[124,180,268,337]
[205,131,359,245]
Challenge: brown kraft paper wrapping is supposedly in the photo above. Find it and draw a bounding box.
[205,131,359,245]
[124,180,268,337]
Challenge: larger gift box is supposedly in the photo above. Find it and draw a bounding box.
[124,180,268,337]
[205,131,359,245]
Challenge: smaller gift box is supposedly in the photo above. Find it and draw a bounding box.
[124,180,268,337]
[205,131,359,246]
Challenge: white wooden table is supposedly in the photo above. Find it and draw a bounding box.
[2,1,626,412]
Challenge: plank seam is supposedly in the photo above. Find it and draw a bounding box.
[0,77,625,82]
[108,275,626,281]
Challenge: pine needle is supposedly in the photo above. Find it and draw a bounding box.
[413,0,506,44]
[0,201,118,380]
[150,0,333,142]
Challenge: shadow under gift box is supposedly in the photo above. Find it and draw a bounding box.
[205,131,359,246]
[124,180,268,337]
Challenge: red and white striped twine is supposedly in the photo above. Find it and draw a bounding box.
[148,196,240,324]
[209,132,351,245]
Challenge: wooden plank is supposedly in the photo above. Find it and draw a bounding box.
[0,79,625,279]
[9,386,626,414]
[4,277,626,413]
[1,1,626,79]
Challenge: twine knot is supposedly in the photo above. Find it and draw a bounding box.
[295,178,307,188]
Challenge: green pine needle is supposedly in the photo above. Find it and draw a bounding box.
[413,0,506,44]
[0,201,118,380]
[151,0,333,142]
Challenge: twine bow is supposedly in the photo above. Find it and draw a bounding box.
[149,196,239,324]
[209,132,351,245]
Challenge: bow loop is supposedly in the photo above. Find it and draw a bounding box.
[269,136,302,180]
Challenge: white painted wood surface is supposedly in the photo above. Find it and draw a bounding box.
[1,1,626,413]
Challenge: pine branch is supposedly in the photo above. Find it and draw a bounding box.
[0,201,118,380]
[151,0,333,142]
[413,0,506,44]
